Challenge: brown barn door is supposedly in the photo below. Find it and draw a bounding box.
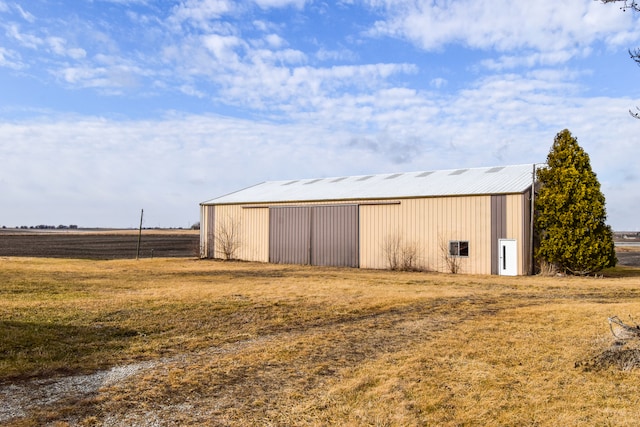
[269,205,359,267]
[269,207,311,264]
[204,205,215,258]
[491,195,507,275]
[311,205,359,267]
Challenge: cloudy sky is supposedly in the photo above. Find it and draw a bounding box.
[1,0,639,230]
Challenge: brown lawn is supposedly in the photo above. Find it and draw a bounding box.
[1,257,639,426]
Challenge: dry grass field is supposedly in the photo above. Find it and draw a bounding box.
[1,255,640,426]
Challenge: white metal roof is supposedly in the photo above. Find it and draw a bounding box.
[202,164,537,205]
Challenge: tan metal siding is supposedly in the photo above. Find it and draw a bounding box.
[211,205,239,260]
[359,202,399,270]
[241,207,269,262]
[209,205,268,262]
[359,196,492,274]
[506,193,526,275]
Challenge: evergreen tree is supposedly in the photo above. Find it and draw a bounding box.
[535,129,617,275]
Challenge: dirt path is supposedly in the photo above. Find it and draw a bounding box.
[0,362,158,423]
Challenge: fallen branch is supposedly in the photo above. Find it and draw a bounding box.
[608,315,640,339]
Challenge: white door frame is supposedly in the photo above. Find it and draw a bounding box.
[498,239,518,276]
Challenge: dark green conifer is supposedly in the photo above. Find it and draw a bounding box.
[535,129,617,275]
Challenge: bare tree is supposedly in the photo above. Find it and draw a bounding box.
[601,0,640,11]
[215,216,242,260]
[608,315,640,339]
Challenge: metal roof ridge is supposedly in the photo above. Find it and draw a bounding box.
[255,163,536,185]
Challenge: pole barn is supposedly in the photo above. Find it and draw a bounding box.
[200,164,538,275]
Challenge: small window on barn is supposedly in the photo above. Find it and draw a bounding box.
[449,241,469,257]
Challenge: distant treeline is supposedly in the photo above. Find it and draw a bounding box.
[1,224,201,230]
[2,224,79,230]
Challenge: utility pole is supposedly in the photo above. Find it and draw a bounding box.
[136,209,143,260]
[530,165,536,276]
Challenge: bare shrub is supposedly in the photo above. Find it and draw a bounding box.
[400,243,419,271]
[439,236,461,274]
[382,233,423,271]
[383,233,402,270]
[215,216,242,260]
[538,260,559,276]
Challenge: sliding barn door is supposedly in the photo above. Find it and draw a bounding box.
[269,205,359,267]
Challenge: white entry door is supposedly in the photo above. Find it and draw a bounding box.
[499,239,517,276]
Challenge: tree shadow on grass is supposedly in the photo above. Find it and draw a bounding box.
[602,266,640,278]
[0,321,139,383]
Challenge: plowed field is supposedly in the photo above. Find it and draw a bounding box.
[0,230,199,259]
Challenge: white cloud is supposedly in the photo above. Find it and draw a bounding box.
[202,33,245,63]
[169,0,234,29]
[367,0,640,58]
[163,26,416,109]
[179,84,206,98]
[97,0,150,4]
[479,50,579,71]
[253,0,308,9]
[6,23,42,49]
[264,33,285,48]
[58,60,147,90]
[0,46,23,69]
[14,4,35,23]
[46,37,87,59]
[430,77,447,88]
[315,47,357,62]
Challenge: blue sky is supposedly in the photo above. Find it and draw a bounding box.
[1,0,639,230]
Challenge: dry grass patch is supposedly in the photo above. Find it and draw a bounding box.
[1,258,640,425]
